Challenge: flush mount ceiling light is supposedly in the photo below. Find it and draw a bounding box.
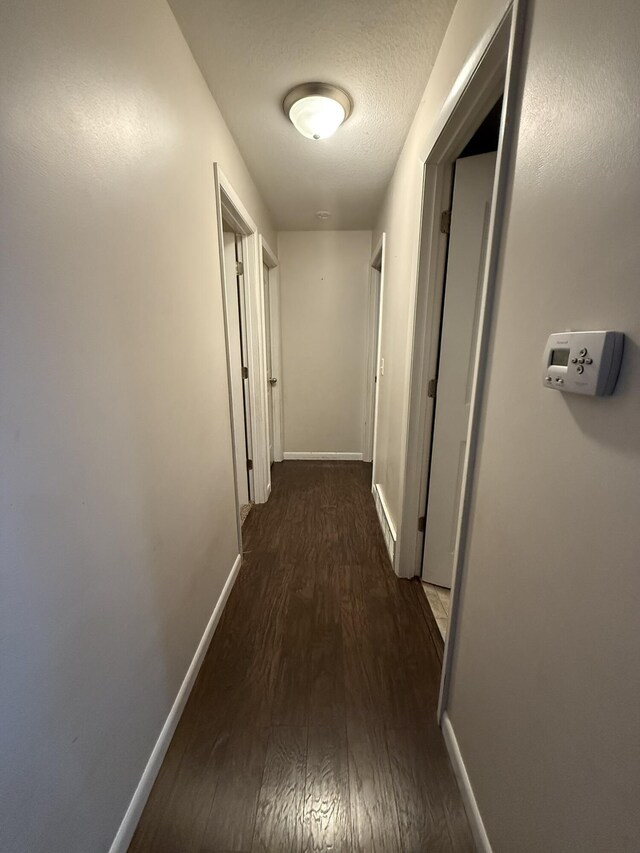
[283,83,352,140]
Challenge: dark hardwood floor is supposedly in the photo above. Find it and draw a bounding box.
[129,461,474,853]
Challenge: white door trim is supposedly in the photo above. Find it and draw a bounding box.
[260,236,284,463]
[363,234,386,475]
[214,165,271,506]
[391,0,528,723]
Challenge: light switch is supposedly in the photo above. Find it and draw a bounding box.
[380,357,385,376]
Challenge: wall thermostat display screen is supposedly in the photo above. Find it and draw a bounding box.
[550,348,570,366]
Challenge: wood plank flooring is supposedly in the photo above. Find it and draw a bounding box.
[129,461,474,853]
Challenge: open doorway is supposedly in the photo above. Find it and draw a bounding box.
[263,260,274,466]
[421,100,502,639]
[214,165,273,553]
[260,236,284,468]
[363,235,385,466]
[222,223,254,523]
[395,5,525,730]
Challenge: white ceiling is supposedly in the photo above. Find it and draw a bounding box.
[168,0,456,230]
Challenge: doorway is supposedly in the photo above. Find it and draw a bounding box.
[260,236,284,466]
[394,3,525,731]
[263,261,275,466]
[421,103,502,638]
[363,235,385,466]
[223,224,254,518]
[214,165,273,555]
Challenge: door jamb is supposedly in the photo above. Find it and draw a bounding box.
[363,234,386,469]
[391,1,527,721]
[214,165,271,508]
[259,236,284,463]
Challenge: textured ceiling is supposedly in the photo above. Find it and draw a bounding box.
[168,0,456,230]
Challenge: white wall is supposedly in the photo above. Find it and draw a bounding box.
[0,1,275,851]
[375,0,640,848]
[447,0,640,849]
[278,230,372,456]
[372,0,509,528]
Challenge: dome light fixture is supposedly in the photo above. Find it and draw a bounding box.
[283,83,352,141]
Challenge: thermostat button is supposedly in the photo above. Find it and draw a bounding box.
[576,365,584,374]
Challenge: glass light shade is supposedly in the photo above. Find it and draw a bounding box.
[288,95,346,140]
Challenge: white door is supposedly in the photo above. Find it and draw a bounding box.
[235,235,254,500]
[422,152,497,587]
[223,231,253,506]
[365,266,382,463]
[263,262,275,465]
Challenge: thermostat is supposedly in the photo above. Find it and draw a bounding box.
[542,331,624,396]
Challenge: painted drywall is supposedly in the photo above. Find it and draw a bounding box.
[374,0,640,846]
[278,231,372,454]
[372,0,509,531]
[0,0,275,850]
[446,0,640,849]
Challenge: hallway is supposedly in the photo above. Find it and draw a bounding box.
[130,462,473,852]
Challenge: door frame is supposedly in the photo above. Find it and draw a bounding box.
[214,165,271,510]
[259,236,284,463]
[392,0,527,719]
[363,234,386,469]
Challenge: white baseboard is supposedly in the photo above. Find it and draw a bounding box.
[372,482,397,566]
[108,552,243,853]
[283,451,363,461]
[441,712,492,853]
